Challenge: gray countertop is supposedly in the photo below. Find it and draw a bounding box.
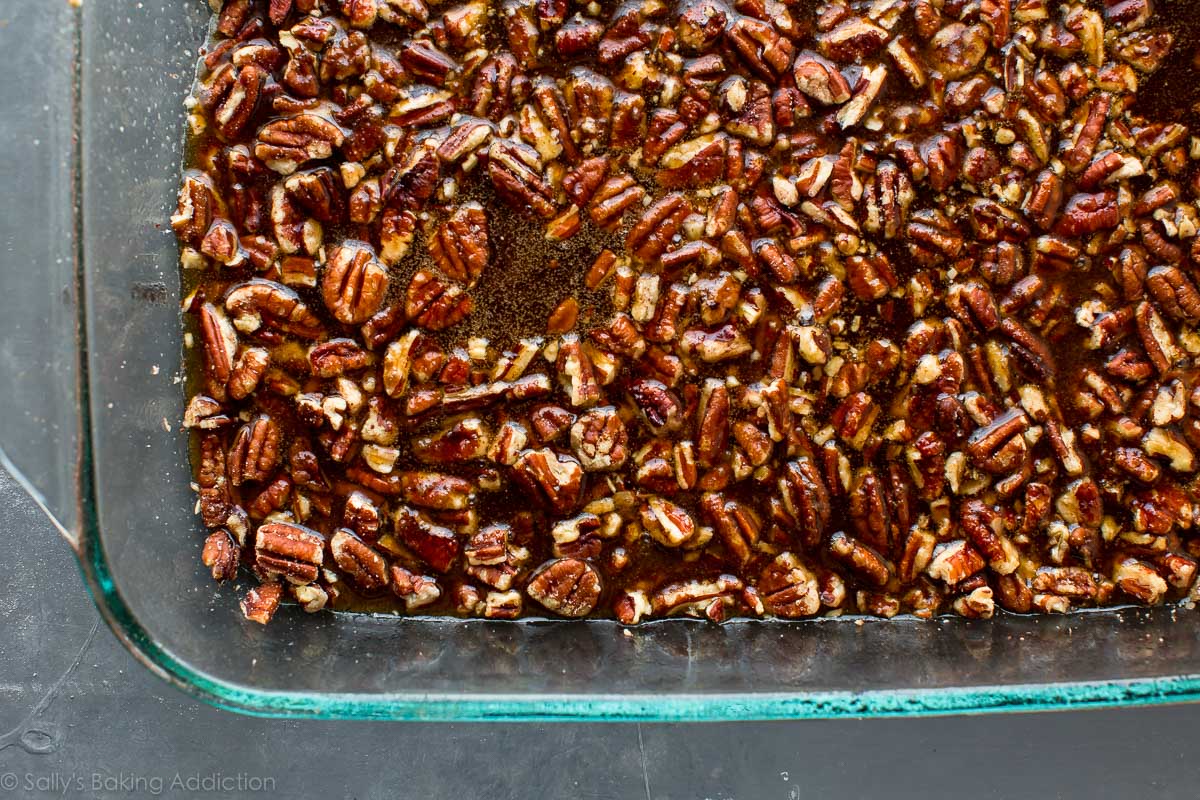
[2,2,1200,797]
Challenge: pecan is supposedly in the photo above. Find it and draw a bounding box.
[1136,300,1183,374]
[463,532,523,586]
[680,324,752,362]
[1113,557,1167,604]
[1032,567,1099,601]
[525,558,602,617]
[343,490,383,540]
[832,392,879,451]
[406,270,473,330]
[321,241,388,325]
[201,529,240,582]
[255,113,345,175]
[588,174,645,229]
[657,134,728,188]
[778,458,831,549]
[613,589,652,624]
[719,79,774,146]
[469,52,528,119]
[557,335,602,407]
[626,193,691,263]
[927,540,985,586]
[650,574,744,618]
[226,279,324,339]
[331,528,390,591]
[828,531,891,587]
[414,416,491,463]
[570,407,628,471]
[398,39,457,85]
[817,16,886,63]
[216,0,253,36]
[846,253,898,301]
[241,582,284,624]
[396,471,474,510]
[906,208,964,265]
[309,338,369,377]
[1146,266,1200,324]
[862,160,914,239]
[394,506,460,572]
[960,499,1019,574]
[928,22,988,78]
[255,521,325,584]
[226,347,270,401]
[229,414,281,486]
[284,167,343,223]
[556,17,604,57]
[383,145,440,210]
[488,138,556,219]
[197,433,232,528]
[758,552,821,617]
[677,0,727,52]
[512,448,585,514]
[629,379,683,434]
[197,303,239,399]
[1054,190,1120,237]
[641,496,697,547]
[793,51,851,105]
[391,566,442,611]
[701,494,761,566]
[597,5,650,65]
[429,203,489,286]
[214,64,267,141]
[563,156,609,207]
[483,590,523,619]
[172,173,218,248]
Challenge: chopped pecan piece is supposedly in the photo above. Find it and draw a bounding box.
[201,529,240,582]
[569,406,629,471]
[391,566,442,611]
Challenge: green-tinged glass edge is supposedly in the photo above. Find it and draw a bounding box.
[70,517,1200,721]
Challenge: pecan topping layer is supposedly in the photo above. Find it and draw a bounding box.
[182,0,1200,622]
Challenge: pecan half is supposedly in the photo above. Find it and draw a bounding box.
[525,558,602,617]
[512,448,585,514]
[255,113,345,174]
[322,241,389,325]
[759,552,821,618]
[429,202,490,286]
[255,521,325,584]
[331,528,390,591]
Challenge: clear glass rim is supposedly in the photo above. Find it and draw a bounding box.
[73,516,1200,720]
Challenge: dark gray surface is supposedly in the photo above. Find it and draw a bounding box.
[2,2,1200,798]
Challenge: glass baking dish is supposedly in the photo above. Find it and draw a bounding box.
[5,0,1200,721]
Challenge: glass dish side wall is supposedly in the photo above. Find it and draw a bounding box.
[47,0,1200,719]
